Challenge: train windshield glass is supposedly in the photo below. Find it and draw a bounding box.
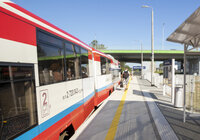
[0,65,37,140]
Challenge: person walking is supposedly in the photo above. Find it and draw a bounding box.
[123,68,130,90]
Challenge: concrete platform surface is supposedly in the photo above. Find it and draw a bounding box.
[70,77,179,140]
[137,77,200,140]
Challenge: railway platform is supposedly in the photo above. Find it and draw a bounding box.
[71,76,200,140]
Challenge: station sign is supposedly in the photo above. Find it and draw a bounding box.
[133,66,146,70]
[163,60,172,66]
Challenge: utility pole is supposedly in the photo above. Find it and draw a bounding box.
[142,5,154,86]
[162,23,165,50]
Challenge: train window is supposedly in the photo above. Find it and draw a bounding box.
[106,59,111,74]
[74,45,80,54]
[81,48,89,78]
[12,66,33,80]
[74,46,81,79]
[37,30,88,82]
[0,66,9,82]
[38,31,63,47]
[100,56,106,75]
[65,42,76,80]
[37,43,64,85]
[0,65,37,140]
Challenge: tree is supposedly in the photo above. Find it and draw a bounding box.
[124,65,132,72]
[90,40,98,49]
[120,62,131,72]
[98,44,107,50]
[159,63,163,69]
[89,40,107,50]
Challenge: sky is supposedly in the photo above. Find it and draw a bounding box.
[11,0,200,51]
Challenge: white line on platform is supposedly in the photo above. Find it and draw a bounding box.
[140,85,179,140]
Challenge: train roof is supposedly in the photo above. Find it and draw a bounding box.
[0,0,117,62]
[0,0,92,51]
[92,48,112,60]
[0,0,14,3]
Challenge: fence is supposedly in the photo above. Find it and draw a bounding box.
[185,75,200,113]
[143,73,200,113]
[171,74,200,113]
[143,72,163,88]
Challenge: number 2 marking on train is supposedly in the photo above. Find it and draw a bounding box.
[40,89,50,118]
[42,92,47,106]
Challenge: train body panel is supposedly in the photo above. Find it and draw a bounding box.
[0,38,37,64]
[0,1,120,139]
[36,80,83,125]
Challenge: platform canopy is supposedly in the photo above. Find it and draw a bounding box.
[167,7,200,49]
[167,7,200,123]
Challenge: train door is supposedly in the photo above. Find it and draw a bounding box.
[0,63,37,140]
[81,49,95,119]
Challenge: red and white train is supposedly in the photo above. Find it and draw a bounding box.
[0,0,121,139]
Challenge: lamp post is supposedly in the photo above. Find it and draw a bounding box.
[162,23,165,50]
[141,42,143,79]
[142,5,154,86]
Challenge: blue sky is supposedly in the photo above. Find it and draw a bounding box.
[11,0,199,51]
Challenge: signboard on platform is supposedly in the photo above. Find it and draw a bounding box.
[133,66,146,70]
[163,60,172,66]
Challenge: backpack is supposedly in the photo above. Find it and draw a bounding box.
[123,71,129,79]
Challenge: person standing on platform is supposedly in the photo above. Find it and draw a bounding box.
[123,68,130,90]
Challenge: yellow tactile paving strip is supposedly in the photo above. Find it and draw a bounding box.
[105,78,131,140]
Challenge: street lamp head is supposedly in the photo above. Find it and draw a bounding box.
[142,5,153,10]
[142,5,150,8]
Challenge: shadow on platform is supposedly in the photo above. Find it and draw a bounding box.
[77,100,160,140]
[157,102,200,140]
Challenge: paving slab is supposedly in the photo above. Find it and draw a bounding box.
[73,77,167,140]
[72,87,124,140]
[137,76,200,140]
[115,79,159,140]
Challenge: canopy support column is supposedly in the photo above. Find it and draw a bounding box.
[183,43,188,123]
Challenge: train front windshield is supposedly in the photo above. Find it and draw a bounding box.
[0,65,37,140]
